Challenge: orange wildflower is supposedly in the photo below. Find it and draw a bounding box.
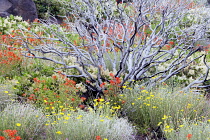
[121,100,126,104]
[80,97,86,102]
[186,134,192,140]
[14,136,22,140]
[0,136,5,140]
[3,129,17,137]
[100,82,106,87]
[109,80,115,85]
[95,136,102,140]
[115,77,121,84]
[168,41,174,46]
[110,73,114,77]
[78,104,86,109]
[52,75,57,80]
[165,44,171,50]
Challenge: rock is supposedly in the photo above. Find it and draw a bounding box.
[0,0,12,12]
[0,0,38,21]
[0,12,10,17]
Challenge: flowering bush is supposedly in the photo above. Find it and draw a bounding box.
[14,73,82,112]
[0,47,22,78]
[163,119,210,140]
[46,109,136,140]
[0,103,46,139]
[0,15,29,35]
[121,85,210,136]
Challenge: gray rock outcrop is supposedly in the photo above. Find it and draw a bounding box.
[0,0,38,21]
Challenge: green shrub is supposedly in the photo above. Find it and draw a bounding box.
[0,103,47,139]
[0,47,23,78]
[33,0,69,19]
[46,109,136,140]
[121,84,210,135]
[0,15,29,34]
[164,119,210,140]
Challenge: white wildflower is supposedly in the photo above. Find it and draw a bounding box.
[14,16,22,21]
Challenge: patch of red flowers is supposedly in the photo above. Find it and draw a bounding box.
[0,49,22,65]
[0,129,22,140]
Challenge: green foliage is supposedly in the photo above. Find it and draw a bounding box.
[0,15,29,34]
[164,119,210,140]
[0,48,23,78]
[15,74,81,112]
[13,57,54,99]
[13,58,82,112]
[0,81,17,111]
[121,85,210,135]
[46,109,136,140]
[33,0,69,19]
[0,103,47,139]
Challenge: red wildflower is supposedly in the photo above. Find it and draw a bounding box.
[165,44,171,50]
[14,136,22,140]
[186,134,192,140]
[115,77,121,84]
[52,75,57,80]
[71,98,75,101]
[33,18,39,23]
[30,94,35,97]
[33,78,38,82]
[95,136,102,140]
[110,73,114,77]
[80,97,86,102]
[103,90,108,94]
[78,104,86,109]
[28,96,33,100]
[0,136,5,140]
[34,88,39,92]
[109,80,115,85]
[168,41,174,46]
[100,82,106,87]
[121,100,126,104]
[86,80,91,83]
[3,129,17,137]
[57,71,62,74]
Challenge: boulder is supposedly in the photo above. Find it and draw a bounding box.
[0,0,38,21]
[0,12,10,18]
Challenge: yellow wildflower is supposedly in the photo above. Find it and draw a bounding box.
[152,106,157,108]
[56,131,62,135]
[16,123,21,126]
[157,122,162,126]
[162,115,168,120]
